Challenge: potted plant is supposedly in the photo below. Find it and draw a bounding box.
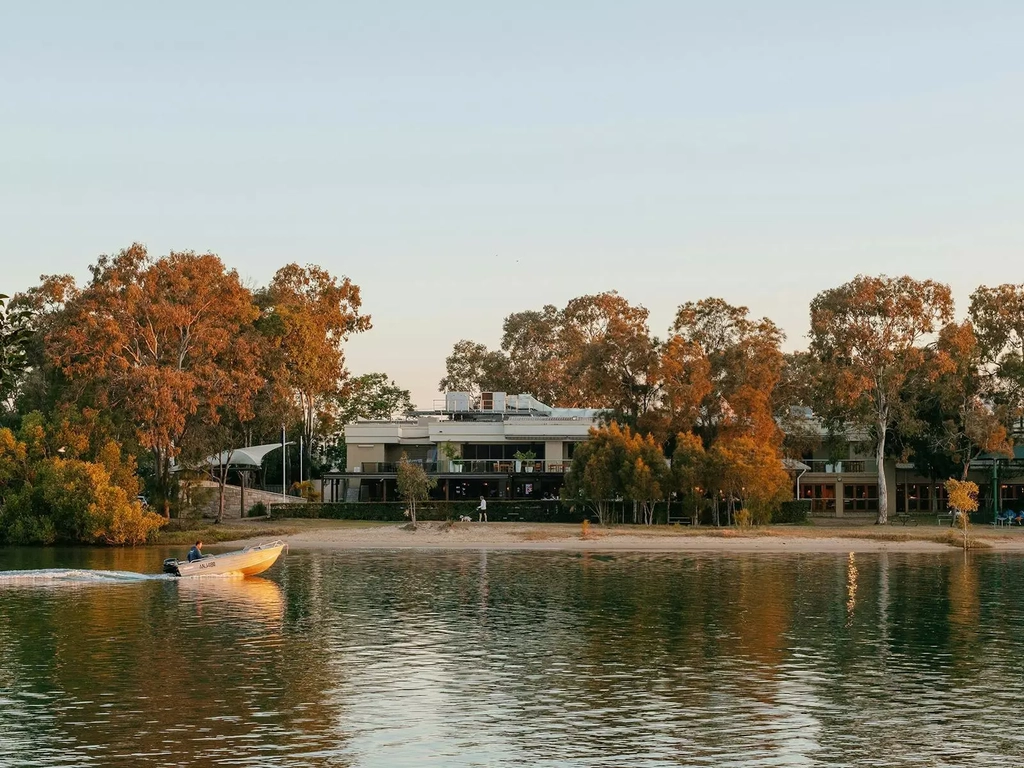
[440,441,462,472]
[513,450,537,473]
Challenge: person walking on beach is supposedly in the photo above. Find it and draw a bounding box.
[477,496,488,522]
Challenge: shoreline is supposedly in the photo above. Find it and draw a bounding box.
[216,519,1024,554]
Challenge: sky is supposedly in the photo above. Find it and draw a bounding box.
[2,1,1023,408]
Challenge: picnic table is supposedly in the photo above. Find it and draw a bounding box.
[890,512,918,526]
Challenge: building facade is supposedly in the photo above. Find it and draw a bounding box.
[324,395,1024,520]
[788,407,1024,519]
[322,392,600,503]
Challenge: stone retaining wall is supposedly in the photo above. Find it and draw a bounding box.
[195,481,306,519]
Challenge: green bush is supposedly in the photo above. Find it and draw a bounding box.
[773,499,811,524]
[247,501,268,518]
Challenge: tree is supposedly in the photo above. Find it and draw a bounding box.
[558,292,661,418]
[669,298,785,447]
[671,431,708,524]
[0,293,33,410]
[499,306,565,405]
[43,245,262,517]
[655,336,712,447]
[899,321,1012,483]
[437,292,658,418]
[565,423,629,524]
[565,422,667,525]
[621,430,669,525]
[969,284,1024,424]
[945,478,979,551]
[809,275,954,524]
[341,372,415,421]
[261,263,372,477]
[396,454,435,528]
[0,413,164,545]
[437,340,512,397]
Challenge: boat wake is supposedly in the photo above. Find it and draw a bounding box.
[0,569,174,585]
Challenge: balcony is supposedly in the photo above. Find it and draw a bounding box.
[803,460,867,474]
[358,459,572,475]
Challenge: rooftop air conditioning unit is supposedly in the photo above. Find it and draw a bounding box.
[446,392,471,412]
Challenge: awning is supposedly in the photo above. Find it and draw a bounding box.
[172,442,294,472]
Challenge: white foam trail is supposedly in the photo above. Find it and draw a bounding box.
[0,569,173,585]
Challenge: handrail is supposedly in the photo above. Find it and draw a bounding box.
[358,459,572,474]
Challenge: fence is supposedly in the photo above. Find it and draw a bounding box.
[269,500,586,523]
[268,499,800,525]
[358,459,572,474]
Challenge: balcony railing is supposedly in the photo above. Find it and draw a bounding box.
[358,459,572,474]
[803,460,867,474]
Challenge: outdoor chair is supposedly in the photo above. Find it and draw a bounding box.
[1013,510,1024,526]
[995,510,1013,526]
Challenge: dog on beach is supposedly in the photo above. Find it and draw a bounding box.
[458,515,473,522]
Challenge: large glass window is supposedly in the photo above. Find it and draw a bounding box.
[844,484,878,512]
[896,483,934,512]
[1001,485,1024,509]
[461,443,545,460]
[800,483,836,513]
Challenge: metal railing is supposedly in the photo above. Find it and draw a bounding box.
[803,460,867,474]
[359,459,572,474]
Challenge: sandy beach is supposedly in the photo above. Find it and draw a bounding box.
[220,518,1024,554]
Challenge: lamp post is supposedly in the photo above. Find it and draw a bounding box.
[282,425,287,502]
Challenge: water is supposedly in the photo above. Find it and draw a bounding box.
[1,547,1023,767]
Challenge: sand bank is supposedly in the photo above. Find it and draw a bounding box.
[220,519,1024,554]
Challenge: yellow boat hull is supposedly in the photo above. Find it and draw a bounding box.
[163,540,287,578]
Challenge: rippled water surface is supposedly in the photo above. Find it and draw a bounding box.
[2,546,1024,766]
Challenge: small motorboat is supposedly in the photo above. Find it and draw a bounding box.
[163,540,287,578]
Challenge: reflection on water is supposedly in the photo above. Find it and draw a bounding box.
[3,549,1024,766]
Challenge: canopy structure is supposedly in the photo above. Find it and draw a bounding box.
[204,442,294,469]
[171,442,294,473]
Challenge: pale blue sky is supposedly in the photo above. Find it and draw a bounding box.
[2,1,1022,407]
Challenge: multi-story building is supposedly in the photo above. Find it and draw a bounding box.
[324,395,1024,520]
[787,407,1024,519]
[321,392,600,503]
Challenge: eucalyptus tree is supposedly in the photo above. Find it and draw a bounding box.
[809,275,954,524]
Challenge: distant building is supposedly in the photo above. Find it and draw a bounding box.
[323,395,1024,520]
[321,392,601,503]
[782,406,1024,520]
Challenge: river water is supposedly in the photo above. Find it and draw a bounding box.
[1,546,1023,767]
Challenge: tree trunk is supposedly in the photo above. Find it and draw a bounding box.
[217,471,226,524]
[154,447,171,518]
[875,418,888,524]
[411,498,417,527]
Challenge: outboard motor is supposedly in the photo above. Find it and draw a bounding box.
[163,558,181,577]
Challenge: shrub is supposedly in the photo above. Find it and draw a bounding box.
[772,499,811,524]
[248,501,268,518]
[90,487,166,545]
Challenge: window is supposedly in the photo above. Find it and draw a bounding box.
[1001,485,1024,508]
[461,443,545,461]
[844,484,878,512]
[800,483,836,513]
[897,483,934,513]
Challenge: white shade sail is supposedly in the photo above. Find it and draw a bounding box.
[172,442,294,472]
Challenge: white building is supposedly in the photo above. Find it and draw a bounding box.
[322,392,600,502]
